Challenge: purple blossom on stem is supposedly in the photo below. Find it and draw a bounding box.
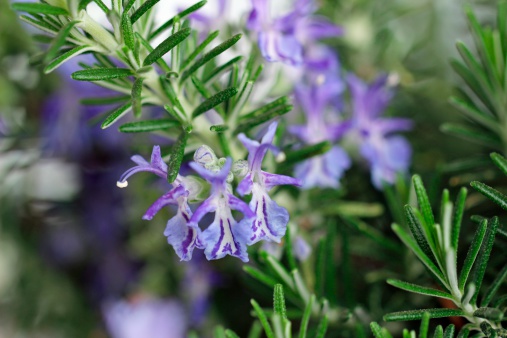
[237,122,301,244]
[117,146,201,261]
[188,158,254,262]
[289,76,351,189]
[247,0,343,66]
[347,74,413,188]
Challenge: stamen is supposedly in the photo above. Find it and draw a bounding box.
[276,152,286,163]
[117,180,128,188]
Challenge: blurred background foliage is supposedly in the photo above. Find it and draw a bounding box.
[0,0,505,337]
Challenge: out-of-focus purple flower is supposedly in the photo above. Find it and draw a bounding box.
[103,297,187,338]
[188,158,254,262]
[347,74,413,188]
[260,229,311,261]
[237,122,301,244]
[117,146,202,261]
[247,0,343,65]
[289,79,351,189]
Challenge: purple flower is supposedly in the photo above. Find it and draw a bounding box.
[188,158,254,262]
[237,122,301,244]
[247,0,343,65]
[289,80,351,189]
[103,297,187,338]
[347,74,413,188]
[117,146,201,261]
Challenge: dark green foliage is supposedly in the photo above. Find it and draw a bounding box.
[118,119,179,133]
[143,28,191,66]
[71,68,134,81]
[192,87,238,118]
[180,34,242,82]
[166,131,189,183]
[11,2,68,15]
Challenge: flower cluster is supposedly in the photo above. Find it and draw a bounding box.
[117,123,301,262]
[246,0,412,189]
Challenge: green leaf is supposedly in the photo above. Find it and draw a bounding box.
[404,205,437,264]
[384,309,464,321]
[412,175,435,229]
[143,27,191,66]
[490,152,507,176]
[457,327,470,338]
[121,13,135,51]
[166,131,189,183]
[247,322,263,338]
[261,252,295,290]
[149,1,207,40]
[181,30,219,71]
[433,325,443,338]
[101,102,133,129]
[370,322,386,338]
[224,330,240,338]
[452,188,467,251]
[44,21,78,63]
[203,56,243,83]
[123,0,136,13]
[441,123,503,149]
[12,2,68,15]
[243,266,278,289]
[298,294,314,338]
[314,315,328,338]
[473,307,504,321]
[210,125,228,133]
[458,219,487,292]
[192,87,238,118]
[392,224,448,287]
[251,300,274,338]
[234,105,292,135]
[130,0,159,24]
[214,326,226,338]
[471,181,507,210]
[273,284,287,320]
[450,60,495,115]
[19,15,58,34]
[387,279,454,300]
[470,217,498,303]
[131,77,144,118]
[72,68,134,81]
[44,45,93,74]
[241,97,289,120]
[118,119,179,133]
[443,325,455,338]
[81,95,130,105]
[449,96,498,132]
[342,216,402,253]
[419,312,430,338]
[282,141,331,167]
[481,264,507,307]
[135,33,171,73]
[180,34,242,83]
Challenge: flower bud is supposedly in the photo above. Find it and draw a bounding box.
[194,145,217,167]
[232,160,249,177]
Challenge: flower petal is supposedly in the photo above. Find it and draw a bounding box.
[201,206,248,262]
[261,171,302,190]
[165,212,200,261]
[143,185,187,220]
[248,183,289,244]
